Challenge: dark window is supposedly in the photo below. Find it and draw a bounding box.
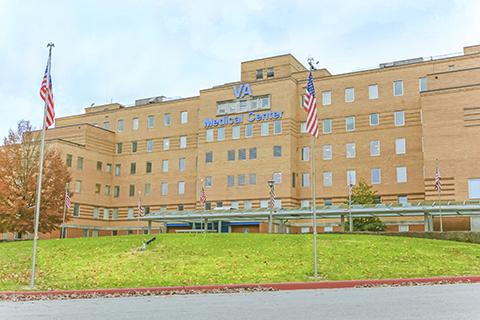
[267,67,274,78]
[130,162,136,174]
[66,154,72,167]
[146,161,152,173]
[114,186,120,198]
[77,157,84,170]
[73,203,80,217]
[205,202,212,210]
[249,147,257,159]
[131,141,138,153]
[216,201,223,208]
[116,143,123,154]
[273,145,282,157]
[292,173,296,188]
[228,150,235,161]
[177,204,184,211]
[129,184,135,197]
[256,69,263,80]
[238,148,246,160]
[324,199,333,206]
[205,151,213,163]
[112,230,118,236]
[96,161,102,171]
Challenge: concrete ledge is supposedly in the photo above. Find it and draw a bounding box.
[355,231,480,244]
[1,276,479,299]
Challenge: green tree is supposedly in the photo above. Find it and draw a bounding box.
[346,179,386,232]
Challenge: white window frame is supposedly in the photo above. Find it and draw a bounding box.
[302,173,310,187]
[301,147,310,161]
[206,129,214,142]
[396,166,407,183]
[178,181,185,195]
[345,87,355,103]
[146,139,153,152]
[393,80,404,96]
[132,117,139,130]
[369,113,379,126]
[217,127,225,141]
[370,140,380,156]
[323,119,332,134]
[322,90,332,106]
[346,116,355,132]
[323,144,332,160]
[162,159,169,172]
[179,136,187,149]
[161,182,168,196]
[346,143,356,159]
[163,138,170,150]
[347,169,356,186]
[394,111,405,126]
[181,111,188,124]
[261,122,270,136]
[323,171,332,187]
[371,168,381,185]
[117,119,124,132]
[232,125,240,139]
[395,138,406,155]
[468,179,480,199]
[419,77,428,92]
[368,84,379,100]
[148,115,154,128]
[245,123,253,138]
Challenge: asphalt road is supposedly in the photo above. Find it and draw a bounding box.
[1,283,479,320]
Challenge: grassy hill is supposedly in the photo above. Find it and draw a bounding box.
[1,233,480,291]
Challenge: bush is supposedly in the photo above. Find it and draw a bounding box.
[345,217,386,232]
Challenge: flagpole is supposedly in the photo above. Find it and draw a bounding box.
[61,183,68,238]
[30,43,54,289]
[436,161,443,232]
[311,134,318,278]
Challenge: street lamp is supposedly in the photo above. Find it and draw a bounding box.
[267,180,275,234]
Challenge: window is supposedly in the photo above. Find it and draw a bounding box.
[117,119,124,132]
[106,163,112,174]
[371,168,381,185]
[245,123,253,137]
[267,67,274,78]
[144,183,151,196]
[128,208,134,219]
[205,151,213,163]
[468,179,480,199]
[323,144,332,160]
[394,111,405,126]
[146,161,152,173]
[179,158,186,171]
[261,122,270,136]
[130,162,136,174]
[216,201,223,208]
[66,154,72,167]
[103,121,110,130]
[146,139,153,152]
[346,116,355,131]
[244,200,253,209]
[95,183,101,194]
[227,175,234,187]
[148,115,154,128]
[73,204,80,217]
[177,182,185,195]
[232,126,240,139]
[179,136,187,149]
[103,208,109,220]
[249,173,256,185]
[206,129,214,142]
[116,143,123,154]
[93,207,100,219]
[323,119,332,134]
[398,196,408,205]
[323,171,332,187]
[345,87,355,102]
[347,169,356,185]
[395,138,406,154]
[177,204,183,211]
[273,145,282,157]
[205,176,212,187]
[164,113,171,126]
[217,127,225,141]
[129,184,135,197]
[302,173,310,187]
[163,138,170,150]
[131,141,137,153]
[238,174,246,186]
[260,200,269,208]
[161,182,168,196]
[419,77,428,92]
[396,166,407,183]
[301,200,310,208]
[369,113,380,126]
[393,80,404,96]
[132,117,139,130]
[300,122,307,133]
[292,173,296,187]
[162,159,169,172]
[181,111,188,124]
[274,120,282,134]
[238,148,246,160]
[115,164,121,176]
[368,84,379,100]
[256,69,263,80]
[114,185,120,198]
[346,143,356,158]
[74,180,81,193]
[104,185,111,196]
[77,157,84,170]
[228,150,235,161]
[302,147,309,161]
[249,147,257,160]
[273,172,282,184]
[322,91,332,106]
[370,140,380,156]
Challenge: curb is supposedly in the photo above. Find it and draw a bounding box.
[1,276,480,298]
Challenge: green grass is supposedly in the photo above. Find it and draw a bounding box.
[1,234,480,291]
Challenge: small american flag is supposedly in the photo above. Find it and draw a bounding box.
[434,167,442,192]
[269,184,276,209]
[138,192,144,217]
[65,189,71,209]
[40,51,55,128]
[200,186,207,206]
[302,70,319,138]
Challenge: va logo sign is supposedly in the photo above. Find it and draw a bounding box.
[233,83,252,99]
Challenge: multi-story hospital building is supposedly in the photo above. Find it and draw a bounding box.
[38,43,480,237]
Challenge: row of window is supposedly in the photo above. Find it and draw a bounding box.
[81,181,188,197]
[205,120,282,142]
[318,78,427,105]
[116,136,188,154]
[101,111,188,132]
[301,111,406,135]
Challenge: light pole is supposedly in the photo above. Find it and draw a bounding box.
[348,182,353,232]
[268,180,275,234]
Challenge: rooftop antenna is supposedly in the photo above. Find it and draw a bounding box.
[307,57,319,70]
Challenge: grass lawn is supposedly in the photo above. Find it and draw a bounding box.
[0,233,480,291]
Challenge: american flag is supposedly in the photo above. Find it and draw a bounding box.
[65,189,72,209]
[200,186,207,206]
[138,192,144,217]
[302,70,319,138]
[434,167,442,192]
[40,52,55,128]
[269,184,276,209]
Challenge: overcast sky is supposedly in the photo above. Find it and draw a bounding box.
[0,0,479,138]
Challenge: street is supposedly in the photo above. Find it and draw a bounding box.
[1,283,479,320]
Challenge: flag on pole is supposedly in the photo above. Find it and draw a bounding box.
[200,186,207,205]
[138,192,144,217]
[434,167,442,192]
[302,70,319,138]
[269,184,276,209]
[40,54,55,128]
[65,189,72,209]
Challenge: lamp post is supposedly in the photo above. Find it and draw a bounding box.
[348,182,353,233]
[268,180,275,234]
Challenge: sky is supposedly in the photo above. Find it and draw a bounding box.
[0,0,479,138]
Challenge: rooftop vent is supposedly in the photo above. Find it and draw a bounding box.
[379,57,424,68]
[135,96,166,106]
